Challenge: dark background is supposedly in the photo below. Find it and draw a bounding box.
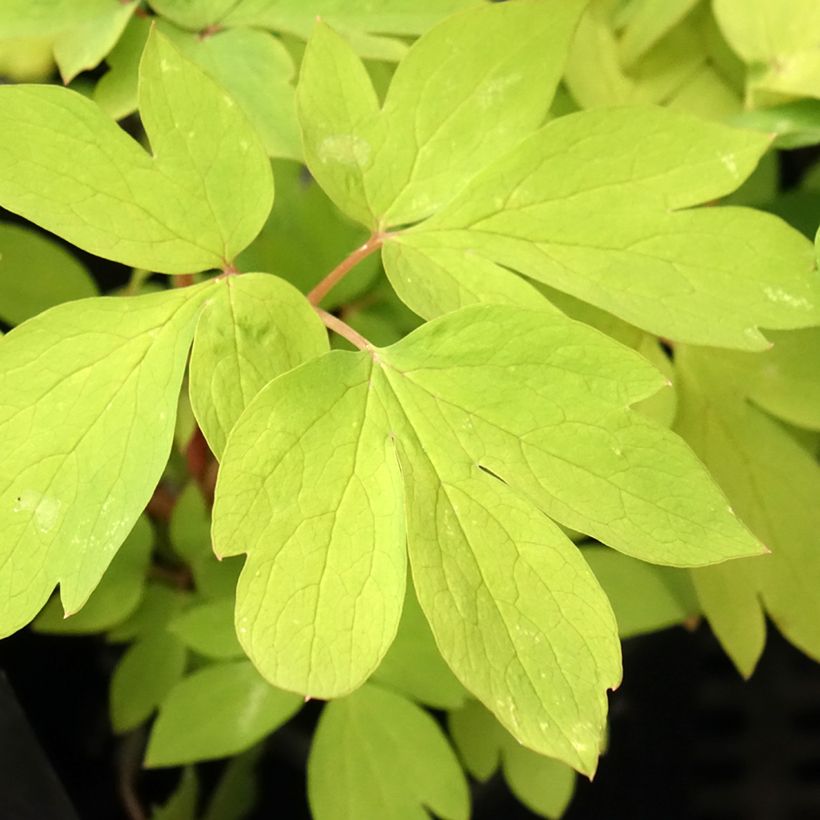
[3,622,820,820]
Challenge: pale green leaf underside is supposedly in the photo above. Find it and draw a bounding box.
[189,273,329,458]
[146,660,302,766]
[308,684,470,820]
[400,106,820,349]
[0,284,210,638]
[449,700,575,820]
[0,30,272,273]
[675,347,820,676]
[297,0,586,228]
[0,222,98,326]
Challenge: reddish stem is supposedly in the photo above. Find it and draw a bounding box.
[314,307,375,354]
[308,233,387,306]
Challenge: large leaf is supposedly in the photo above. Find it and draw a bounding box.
[675,346,820,676]
[146,660,302,766]
[0,284,210,637]
[214,304,762,773]
[297,0,586,228]
[0,30,272,273]
[189,273,328,458]
[307,683,469,820]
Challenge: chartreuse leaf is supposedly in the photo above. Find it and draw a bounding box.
[212,353,407,699]
[203,747,262,820]
[583,546,698,639]
[34,516,153,634]
[107,582,189,643]
[0,29,272,273]
[52,0,136,84]
[617,0,700,67]
[308,683,469,820]
[111,629,188,732]
[393,107,819,348]
[449,700,575,820]
[704,329,820,431]
[0,0,113,38]
[169,598,243,660]
[170,482,242,599]
[237,161,381,308]
[146,660,302,766]
[0,283,212,638]
[214,304,762,774]
[372,584,468,710]
[152,768,198,820]
[713,0,820,102]
[297,0,586,228]
[159,23,301,159]
[94,15,152,120]
[189,273,328,458]
[0,222,97,326]
[675,346,820,677]
[148,0,240,30]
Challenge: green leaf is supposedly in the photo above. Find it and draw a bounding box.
[237,160,381,309]
[158,23,301,159]
[169,598,243,660]
[214,304,760,773]
[731,101,820,149]
[0,222,97,326]
[212,353,407,698]
[53,0,136,84]
[449,700,575,820]
[0,0,114,38]
[189,273,329,458]
[372,584,468,710]
[307,683,469,820]
[297,1,586,227]
[107,582,189,643]
[0,284,210,638]
[148,0,240,30]
[582,545,698,639]
[202,747,262,820]
[675,346,820,676]
[713,0,820,102]
[0,29,272,273]
[170,482,242,599]
[111,629,188,732]
[617,0,700,67]
[152,768,198,820]
[397,106,819,347]
[34,516,153,634]
[146,660,302,766]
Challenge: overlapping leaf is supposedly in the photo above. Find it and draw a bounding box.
[297,5,820,348]
[308,684,469,820]
[675,346,820,676]
[213,304,763,773]
[0,30,272,272]
[0,283,211,637]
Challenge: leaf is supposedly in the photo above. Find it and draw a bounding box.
[297,1,586,227]
[307,683,469,820]
[34,516,153,634]
[0,284,210,638]
[146,660,302,766]
[111,629,188,732]
[152,768,198,820]
[395,106,819,347]
[202,747,262,820]
[449,700,575,820]
[0,0,114,38]
[0,222,97,326]
[713,0,820,102]
[212,352,407,699]
[189,273,329,458]
[0,29,272,273]
[158,22,301,160]
[107,582,189,643]
[148,0,240,30]
[582,545,698,639]
[53,0,137,84]
[237,160,381,309]
[372,584,468,710]
[214,304,761,773]
[731,101,820,149]
[617,0,700,67]
[675,346,820,676]
[170,482,242,599]
[169,598,244,660]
